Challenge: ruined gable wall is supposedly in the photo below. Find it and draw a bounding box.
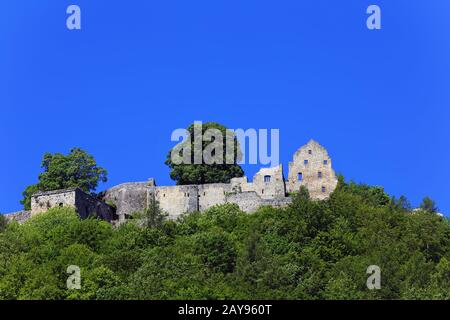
[287,141,337,199]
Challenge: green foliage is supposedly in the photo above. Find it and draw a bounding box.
[21,148,107,210]
[20,184,40,211]
[1,178,450,300]
[337,180,390,207]
[193,230,237,273]
[165,122,244,185]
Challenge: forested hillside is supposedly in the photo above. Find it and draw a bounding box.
[0,179,449,300]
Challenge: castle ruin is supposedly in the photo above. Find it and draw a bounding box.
[5,140,338,223]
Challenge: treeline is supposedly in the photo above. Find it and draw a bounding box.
[0,179,449,300]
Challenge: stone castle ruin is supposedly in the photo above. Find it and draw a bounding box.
[5,140,338,223]
[31,188,117,221]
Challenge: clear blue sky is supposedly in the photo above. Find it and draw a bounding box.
[1,1,449,215]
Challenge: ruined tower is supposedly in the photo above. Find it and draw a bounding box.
[287,139,338,199]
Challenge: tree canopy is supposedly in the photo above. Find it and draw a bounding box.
[2,177,449,300]
[21,148,107,210]
[165,122,244,185]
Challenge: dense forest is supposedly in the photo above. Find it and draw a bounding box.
[0,178,449,300]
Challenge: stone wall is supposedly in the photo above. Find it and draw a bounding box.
[225,191,264,212]
[31,189,77,216]
[198,183,230,211]
[230,177,255,193]
[4,211,31,224]
[154,185,199,220]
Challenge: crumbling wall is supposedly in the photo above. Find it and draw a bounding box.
[75,189,117,221]
[252,165,286,199]
[230,177,254,193]
[198,183,231,211]
[225,191,264,212]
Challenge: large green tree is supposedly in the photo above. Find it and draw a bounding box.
[21,148,107,210]
[165,122,244,185]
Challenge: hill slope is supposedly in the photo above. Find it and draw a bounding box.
[0,180,449,300]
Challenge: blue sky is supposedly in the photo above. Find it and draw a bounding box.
[1,1,449,215]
